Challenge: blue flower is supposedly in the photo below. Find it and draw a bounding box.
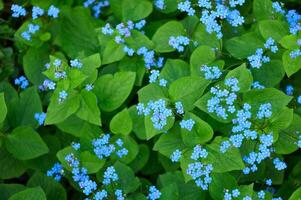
[186,162,213,190]
[59,90,68,102]
[175,101,184,115]
[159,79,167,87]
[154,0,165,10]
[220,140,231,153]
[290,49,301,58]
[232,189,240,197]
[168,35,190,52]
[227,10,244,27]
[170,149,182,162]
[200,65,222,80]
[257,103,272,119]
[198,0,212,9]
[135,20,146,30]
[11,4,26,18]
[266,178,272,186]
[34,112,46,126]
[53,59,62,67]
[123,46,135,56]
[85,84,94,91]
[229,134,244,148]
[248,48,270,69]
[149,70,160,83]
[14,76,29,89]
[147,186,161,200]
[94,190,108,200]
[229,0,245,7]
[285,85,294,95]
[102,23,114,35]
[48,5,60,18]
[180,119,195,131]
[178,0,195,16]
[273,158,287,170]
[298,96,301,104]
[70,59,83,68]
[272,2,285,14]
[286,10,301,35]
[103,166,119,185]
[71,142,81,150]
[258,190,265,199]
[47,162,64,181]
[191,145,208,160]
[252,81,265,89]
[32,6,44,19]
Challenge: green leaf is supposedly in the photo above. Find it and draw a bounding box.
[129,144,150,173]
[125,30,154,50]
[117,135,139,164]
[209,173,238,200]
[102,40,126,65]
[259,20,289,41]
[9,187,46,200]
[160,183,180,200]
[119,57,146,86]
[274,114,301,154]
[169,77,210,111]
[243,88,292,117]
[152,21,186,53]
[23,45,49,85]
[252,60,285,87]
[45,90,81,125]
[0,148,26,179]
[0,184,26,200]
[80,151,105,174]
[289,187,301,200]
[76,90,101,126]
[181,113,214,147]
[94,72,136,112]
[138,83,166,103]
[51,7,99,57]
[56,115,101,137]
[110,108,133,135]
[160,59,190,83]
[225,32,264,59]
[0,93,7,124]
[27,172,67,200]
[192,23,220,49]
[190,46,216,76]
[8,87,42,128]
[81,53,101,84]
[145,114,175,140]
[122,0,153,21]
[114,161,141,194]
[56,146,77,170]
[253,0,273,21]
[279,35,299,50]
[68,69,88,89]
[5,126,49,160]
[283,49,301,77]
[153,125,185,157]
[206,137,245,172]
[270,107,294,132]
[225,63,253,92]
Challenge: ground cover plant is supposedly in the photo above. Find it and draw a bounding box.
[0,0,301,199]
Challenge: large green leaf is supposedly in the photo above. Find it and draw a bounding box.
[122,0,153,21]
[253,0,273,20]
[190,45,216,76]
[206,137,245,172]
[5,126,49,160]
[169,77,209,111]
[76,90,101,126]
[289,187,301,200]
[9,187,46,200]
[225,63,253,92]
[27,172,67,200]
[258,20,289,41]
[110,108,132,135]
[102,40,126,65]
[209,173,238,200]
[45,90,81,125]
[283,49,301,77]
[51,7,99,57]
[0,148,26,179]
[0,184,26,200]
[152,21,186,53]
[160,59,190,83]
[94,72,136,112]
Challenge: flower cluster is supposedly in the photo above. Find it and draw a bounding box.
[175,101,184,115]
[21,23,40,41]
[14,76,29,89]
[34,112,46,126]
[11,4,60,19]
[289,40,301,59]
[39,79,56,91]
[186,145,213,190]
[148,70,167,87]
[58,90,68,103]
[273,158,287,171]
[83,0,110,18]
[178,0,195,16]
[207,78,240,120]
[154,0,165,10]
[251,81,265,89]
[223,189,240,200]
[103,166,119,185]
[200,65,222,80]
[168,35,190,52]
[46,162,64,181]
[170,149,182,162]
[248,38,278,69]
[70,59,83,69]
[136,47,164,69]
[137,99,173,130]
[92,134,128,159]
[147,186,161,200]
[180,119,195,131]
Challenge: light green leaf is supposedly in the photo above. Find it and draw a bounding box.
[94,72,136,112]
[76,90,101,126]
[9,187,46,200]
[259,20,289,41]
[225,63,253,92]
[80,151,105,174]
[102,40,126,65]
[209,173,238,200]
[283,49,301,77]
[110,108,132,135]
[289,187,301,200]
[122,0,153,21]
[160,59,190,83]
[253,0,273,20]
[0,93,7,124]
[5,126,49,160]
[190,46,216,76]
[152,21,186,53]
